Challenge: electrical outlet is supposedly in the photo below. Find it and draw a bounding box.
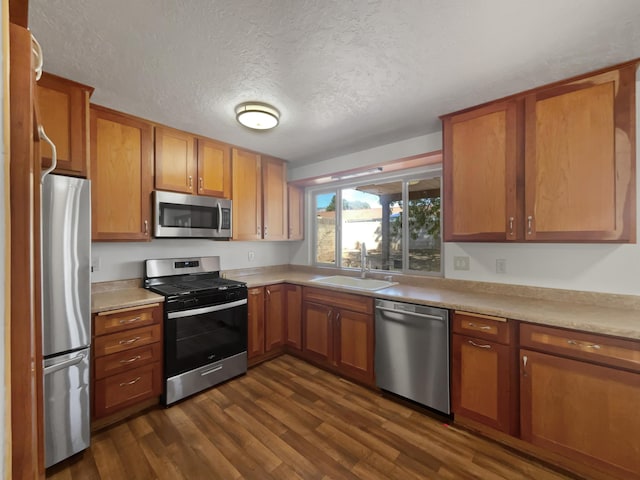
[496,258,507,274]
[453,256,470,271]
[248,251,255,262]
[91,256,101,273]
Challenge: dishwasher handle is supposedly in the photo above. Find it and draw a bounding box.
[376,305,446,322]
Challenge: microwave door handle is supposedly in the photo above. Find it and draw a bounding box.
[218,203,222,232]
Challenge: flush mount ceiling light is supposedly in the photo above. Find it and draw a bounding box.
[235,102,280,130]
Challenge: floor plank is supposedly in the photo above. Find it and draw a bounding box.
[47,355,579,480]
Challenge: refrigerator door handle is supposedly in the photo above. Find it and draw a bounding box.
[44,352,86,376]
[39,125,58,182]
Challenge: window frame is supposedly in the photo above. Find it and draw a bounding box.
[310,164,443,276]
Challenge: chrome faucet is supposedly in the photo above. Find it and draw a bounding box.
[360,243,369,278]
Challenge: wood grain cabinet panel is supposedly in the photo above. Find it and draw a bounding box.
[90,105,153,241]
[284,284,303,350]
[92,304,163,423]
[443,101,518,241]
[442,61,637,243]
[520,349,640,479]
[248,283,302,365]
[302,301,333,364]
[524,66,636,242]
[93,362,162,419]
[231,149,291,241]
[262,156,288,240]
[197,137,231,198]
[232,148,263,240]
[288,184,304,240]
[36,72,93,177]
[247,287,266,359]
[154,126,197,194]
[301,287,374,384]
[265,284,285,351]
[335,308,374,384]
[452,311,518,436]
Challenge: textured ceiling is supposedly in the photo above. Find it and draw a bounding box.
[28,0,640,165]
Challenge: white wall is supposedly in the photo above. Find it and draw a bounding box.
[290,72,640,296]
[288,132,442,182]
[91,239,292,282]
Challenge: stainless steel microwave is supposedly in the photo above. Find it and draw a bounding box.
[153,191,232,239]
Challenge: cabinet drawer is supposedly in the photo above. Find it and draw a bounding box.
[94,304,160,336]
[94,343,162,380]
[521,323,640,373]
[303,287,373,314]
[94,324,162,357]
[93,362,162,419]
[453,311,511,344]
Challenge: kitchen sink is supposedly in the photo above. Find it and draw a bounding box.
[311,275,398,291]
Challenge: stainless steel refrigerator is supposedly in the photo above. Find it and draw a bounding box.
[41,173,91,467]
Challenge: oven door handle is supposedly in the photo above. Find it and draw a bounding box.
[167,298,247,319]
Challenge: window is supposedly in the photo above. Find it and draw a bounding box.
[312,170,441,275]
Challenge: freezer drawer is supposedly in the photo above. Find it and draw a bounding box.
[44,349,90,467]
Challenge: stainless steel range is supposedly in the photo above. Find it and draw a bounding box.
[144,256,247,405]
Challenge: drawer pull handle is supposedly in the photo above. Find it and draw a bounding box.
[567,339,601,350]
[119,336,141,345]
[468,322,491,330]
[468,340,491,349]
[119,316,141,325]
[119,376,141,387]
[119,355,142,364]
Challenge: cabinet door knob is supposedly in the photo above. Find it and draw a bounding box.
[144,220,149,235]
[522,355,528,376]
[508,216,514,236]
[527,216,533,235]
[188,176,193,189]
[199,177,203,191]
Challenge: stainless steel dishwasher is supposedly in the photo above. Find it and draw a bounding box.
[375,299,450,414]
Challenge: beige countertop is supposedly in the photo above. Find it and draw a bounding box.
[91,279,164,313]
[228,268,640,340]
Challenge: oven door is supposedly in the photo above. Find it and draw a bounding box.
[165,298,247,378]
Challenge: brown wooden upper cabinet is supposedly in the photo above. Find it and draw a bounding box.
[231,148,288,241]
[91,105,153,241]
[36,72,94,178]
[442,61,637,243]
[155,126,231,198]
[288,184,304,240]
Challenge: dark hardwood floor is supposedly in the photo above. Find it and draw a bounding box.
[47,355,577,480]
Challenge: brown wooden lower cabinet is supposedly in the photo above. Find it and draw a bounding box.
[451,311,518,436]
[92,304,163,424]
[301,287,374,385]
[518,323,640,479]
[284,284,303,350]
[248,284,302,365]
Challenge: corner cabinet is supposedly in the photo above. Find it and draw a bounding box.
[91,105,153,241]
[288,184,304,240]
[442,61,637,243]
[36,72,93,178]
[231,149,289,241]
[301,287,374,385]
[247,284,301,366]
[520,324,640,479]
